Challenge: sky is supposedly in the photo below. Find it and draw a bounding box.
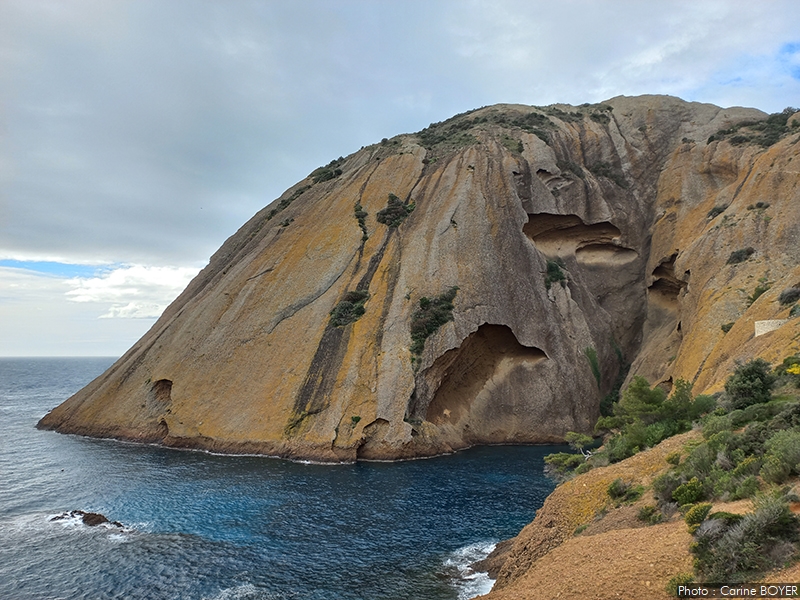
[1,0,799,356]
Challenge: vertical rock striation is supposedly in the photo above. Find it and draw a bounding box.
[38,95,800,461]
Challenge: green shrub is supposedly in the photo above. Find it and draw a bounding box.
[726,247,755,264]
[583,347,601,388]
[762,429,800,483]
[746,201,771,210]
[501,135,524,154]
[720,322,734,333]
[266,185,311,221]
[725,358,775,409]
[354,203,368,241]
[707,205,727,219]
[376,193,415,228]
[666,451,682,466]
[606,479,643,503]
[673,477,704,505]
[329,290,369,327]
[792,304,800,318]
[691,494,799,583]
[351,415,361,425]
[545,259,567,289]
[617,376,666,424]
[685,502,713,533]
[779,287,800,306]
[747,280,770,306]
[652,471,682,505]
[409,286,458,356]
[637,505,664,525]
[543,452,583,476]
[310,158,344,183]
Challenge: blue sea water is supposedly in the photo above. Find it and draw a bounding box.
[0,358,558,600]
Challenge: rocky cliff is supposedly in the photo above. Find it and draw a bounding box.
[38,95,800,461]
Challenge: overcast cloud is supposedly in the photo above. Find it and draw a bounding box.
[1,0,799,356]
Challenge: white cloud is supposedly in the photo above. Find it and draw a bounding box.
[65,265,199,318]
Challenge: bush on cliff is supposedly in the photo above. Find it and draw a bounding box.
[409,286,458,356]
[376,193,415,228]
[725,358,775,409]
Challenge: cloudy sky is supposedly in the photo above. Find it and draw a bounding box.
[2,0,799,356]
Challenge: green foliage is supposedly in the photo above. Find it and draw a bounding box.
[543,106,583,123]
[267,185,311,221]
[565,431,593,453]
[583,347,601,388]
[597,377,712,465]
[720,322,734,333]
[673,477,704,506]
[543,452,584,476]
[684,502,713,534]
[310,158,344,183]
[760,429,800,483]
[707,108,798,148]
[792,304,800,318]
[607,478,643,503]
[747,278,771,306]
[354,203,368,241]
[617,376,667,424]
[500,135,524,154]
[707,205,727,219]
[725,358,775,409]
[544,259,566,289]
[351,415,361,425]
[746,201,771,210]
[589,111,611,125]
[652,471,683,504]
[415,112,483,151]
[329,290,369,327]
[779,287,800,306]
[637,505,664,525]
[409,286,458,356]
[665,451,682,466]
[600,340,630,417]
[690,493,800,584]
[588,161,629,188]
[726,247,755,264]
[376,193,415,228]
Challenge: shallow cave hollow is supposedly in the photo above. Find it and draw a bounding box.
[416,324,547,426]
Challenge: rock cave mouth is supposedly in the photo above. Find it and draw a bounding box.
[421,324,547,427]
[648,253,686,305]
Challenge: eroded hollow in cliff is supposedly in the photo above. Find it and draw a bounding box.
[524,213,630,259]
[147,379,173,414]
[648,253,686,307]
[421,324,546,426]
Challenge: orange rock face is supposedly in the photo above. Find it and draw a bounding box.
[38,96,800,461]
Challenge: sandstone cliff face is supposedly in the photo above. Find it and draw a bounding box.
[38,95,800,461]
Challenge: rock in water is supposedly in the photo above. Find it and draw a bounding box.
[38,96,800,461]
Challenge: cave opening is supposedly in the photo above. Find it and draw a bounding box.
[417,324,547,426]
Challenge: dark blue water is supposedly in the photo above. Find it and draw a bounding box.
[0,358,557,600]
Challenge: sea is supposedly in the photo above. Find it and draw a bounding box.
[0,357,558,600]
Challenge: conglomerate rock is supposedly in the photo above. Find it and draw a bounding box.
[38,95,800,461]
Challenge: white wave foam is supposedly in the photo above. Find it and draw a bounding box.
[443,540,497,600]
[202,583,294,600]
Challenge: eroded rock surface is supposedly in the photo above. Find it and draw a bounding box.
[38,96,800,461]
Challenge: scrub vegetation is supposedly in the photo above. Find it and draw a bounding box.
[545,353,800,587]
